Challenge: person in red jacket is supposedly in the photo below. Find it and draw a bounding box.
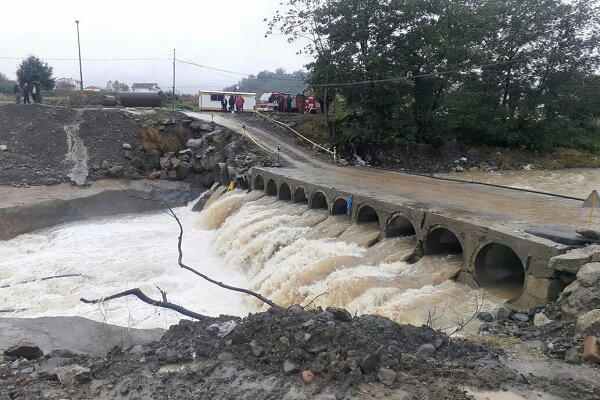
[235,95,245,112]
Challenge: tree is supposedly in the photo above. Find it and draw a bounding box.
[0,72,16,94]
[16,56,55,90]
[223,69,306,98]
[106,80,130,92]
[272,0,600,153]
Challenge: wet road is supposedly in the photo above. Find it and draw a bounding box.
[186,112,594,230]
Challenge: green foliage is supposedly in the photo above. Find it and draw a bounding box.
[270,0,600,153]
[0,72,16,94]
[223,69,307,98]
[16,56,55,90]
[106,80,129,92]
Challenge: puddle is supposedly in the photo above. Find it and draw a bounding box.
[158,364,189,374]
[466,389,561,400]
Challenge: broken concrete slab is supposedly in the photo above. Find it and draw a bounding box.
[548,245,600,274]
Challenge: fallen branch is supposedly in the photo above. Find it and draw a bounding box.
[304,290,329,309]
[447,291,486,337]
[168,208,282,309]
[80,288,206,320]
[1,274,83,289]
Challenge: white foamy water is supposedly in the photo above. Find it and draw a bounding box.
[0,201,248,329]
[1,189,498,333]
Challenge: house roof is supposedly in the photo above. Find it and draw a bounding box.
[132,83,159,88]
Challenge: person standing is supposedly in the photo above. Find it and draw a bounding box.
[22,83,30,104]
[221,96,228,112]
[235,95,245,112]
[228,95,235,112]
[286,94,293,113]
[13,83,21,104]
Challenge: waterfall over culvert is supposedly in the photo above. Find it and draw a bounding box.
[1,189,501,332]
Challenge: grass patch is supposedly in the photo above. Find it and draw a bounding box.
[466,335,524,346]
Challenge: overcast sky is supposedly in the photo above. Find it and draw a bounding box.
[0,0,307,93]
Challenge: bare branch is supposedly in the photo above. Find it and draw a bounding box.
[168,208,282,309]
[448,291,486,337]
[81,288,206,321]
[304,290,328,309]
[1,274,83,289]
[425,307,446,329]
[156,286,168,302]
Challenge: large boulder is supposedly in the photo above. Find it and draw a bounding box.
[582,336,600,363]
[106,165,124,178]
[186,138,204,149]
[200,151,224,170]
[548,245,600,273]
[176,162,191,180]
[558,262,600,317]
[52,364,92,385]
[576,309,600,334]
[4,340,43,360]
[145,150,161,170]
[577,262,600,286]
[190,121,214,132]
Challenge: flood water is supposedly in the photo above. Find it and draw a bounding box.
[0,190,497,332]
[437,167,600,199]
[1,168,598,331]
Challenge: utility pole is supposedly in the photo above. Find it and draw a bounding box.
[172,48,176,110]
[75,20,83,91]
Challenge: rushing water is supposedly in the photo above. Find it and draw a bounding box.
[1,189,502,333]
[436,168,600,199]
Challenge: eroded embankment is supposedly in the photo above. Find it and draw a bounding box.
[0,180,199,240]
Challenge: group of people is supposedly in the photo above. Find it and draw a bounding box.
[276,94,294,113]
[12,82,42,104]
[221,95,245,113]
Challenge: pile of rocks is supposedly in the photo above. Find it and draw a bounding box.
[1,340,92,398]
[111,119,273,188]
[477,245,600,365]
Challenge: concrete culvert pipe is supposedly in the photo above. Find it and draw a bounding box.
[331,198,348,215]
[386,214,416,237]
[310,191,328,209]
[254,175,265,191]
[266,179,277,196]
[293,188,308,204]
[278,183,292,201]
[356,205,379,225]
[424,227,463,255]
[475,243,525,298]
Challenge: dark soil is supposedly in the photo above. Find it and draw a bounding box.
[2,306,598,400]
[237,112,600,173]
[0,104,278,188]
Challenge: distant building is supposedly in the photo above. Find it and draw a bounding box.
[131,83,161,92]
[84,86,103,92]
[56,78,81,90]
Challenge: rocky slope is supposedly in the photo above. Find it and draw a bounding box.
[2,305,598,400]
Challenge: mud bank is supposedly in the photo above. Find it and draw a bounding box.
[0,179,199,240]
[1,308,599,400]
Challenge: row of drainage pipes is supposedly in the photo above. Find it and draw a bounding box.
[240,172,526,300]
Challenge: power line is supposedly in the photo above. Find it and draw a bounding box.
[175,59,306,82]
[0,56,168,61]
[308,59,533,87]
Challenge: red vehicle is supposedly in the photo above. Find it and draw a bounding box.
[256,92,318,114]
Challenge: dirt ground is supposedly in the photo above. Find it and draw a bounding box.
[2,306,598,400]
[237,112,600,173]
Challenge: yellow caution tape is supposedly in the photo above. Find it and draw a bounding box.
[210,112,277,154]
[253,110,336,158]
